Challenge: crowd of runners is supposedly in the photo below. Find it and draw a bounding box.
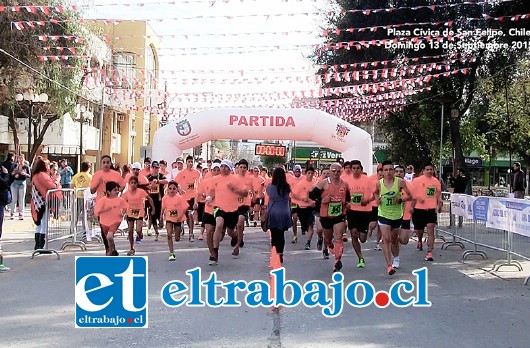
[33,154,443,276]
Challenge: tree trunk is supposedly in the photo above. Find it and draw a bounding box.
[449,113,473,194]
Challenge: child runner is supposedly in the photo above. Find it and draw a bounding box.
[161,181,189,261]
[94,181,127,256]
[121,176,155,255]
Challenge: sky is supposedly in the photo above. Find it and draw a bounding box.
[82,0,332,111]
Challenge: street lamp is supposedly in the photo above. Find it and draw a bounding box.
[74,104,94,166]
[15,92,48,161]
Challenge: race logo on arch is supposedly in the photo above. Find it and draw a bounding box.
[176,119,192,136]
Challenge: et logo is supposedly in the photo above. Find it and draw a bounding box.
[75,256,148,328]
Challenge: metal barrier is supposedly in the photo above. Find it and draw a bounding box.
[75,188,103,244]
[436,192,530,284]
[31,188,86,260]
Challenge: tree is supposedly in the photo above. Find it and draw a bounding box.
[313,0,530,173]
[0,0,87,162]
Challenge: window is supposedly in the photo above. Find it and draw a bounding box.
[113,52,136,89]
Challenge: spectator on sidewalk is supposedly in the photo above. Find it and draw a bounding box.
[512,162,526,199]
[10,155,30,220]
[2,152,16,176]
[0,164,12,240]
[59,159,74,189]
[31,159,58,250]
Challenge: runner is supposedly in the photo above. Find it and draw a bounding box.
[195,168,209,240]
[405,165,415,182]
[121,176,155,255]
[314,167,330,252]
[159,160,171,177]
[369,164,384,250]
[291,166,316,250]
[309,163,350,272]
[94,181,127,256]
[411,162,443,261]
[341,161,353,181]
[161,181,189,261]
[288,164,303,242]
[208,160,248,264]
[234,159,253,251]
[176,155,201,241]
[343,160,374,269]
[201,163,221,265]
[146,161,168,241]
[140,157,151,178]
[393,165,413,269]
[374,160,411,275]
[90,155,125,254]
[124,162,149,192]
[250,166,265,227]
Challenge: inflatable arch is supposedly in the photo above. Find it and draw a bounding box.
[152,108,373,173]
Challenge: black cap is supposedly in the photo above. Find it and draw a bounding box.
[151,161,160,168]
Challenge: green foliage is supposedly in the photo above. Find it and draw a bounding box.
[261,155,286,170]
[313,0,530,173]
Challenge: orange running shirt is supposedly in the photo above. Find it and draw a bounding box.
[162,194,189,223]
[121,189,149,219]
[199,177,216,215]
[176,169,201,201]
[94,196,127,226]
[90,170,125,202]
[320,179,348,218]
[211,174,243,213]
[412,175,441,210]
[401,180,413,220]
[235,174,253,207]
[344,175,374,212]
[291,179,315,208]
[251,176,265,199]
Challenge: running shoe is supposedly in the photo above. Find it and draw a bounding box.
[111,250,119,256]
[19,215,23,220]
[0,264,10,271]
[208,256,218,266]
[181,229,185,236]
[127,249,135,256]
[253,221,257,227]
[425,251,434,261]
[9,214,14,220]
[317,237,323,251]
[301,230,306,235]
[392,256,400,269]
[168,253,176,261]
[189,234,195,242]
[374,243,382,251]
[357,258,365,268]
[292,236,298,243]
[198,233,204,241]
[232,247,240,258]
[230,236,237,247]
[304,241,311,250]
[147,229,152,236]
[154,233,159,242]
[240,240,245,248]
[333,260,343,273]
[417,241,423,251]
[322,248,330,259]
[387,265,396,275]
[135,236,142,245]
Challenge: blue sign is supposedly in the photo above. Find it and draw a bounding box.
[75,257,148,328]
[473,197,489,222]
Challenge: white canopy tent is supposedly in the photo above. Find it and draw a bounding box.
[153,108,373,173]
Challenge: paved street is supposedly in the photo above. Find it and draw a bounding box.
[1,214,530,348]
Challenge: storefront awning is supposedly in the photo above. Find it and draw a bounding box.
[42,145,82,155]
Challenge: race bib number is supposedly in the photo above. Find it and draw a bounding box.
[149,184,159,195]
[426,187,436,197]
[328,202,342,217]
[127,208,141,219]
[384,196,395,206]
[187,183,195,190]
[167,209,179,220]
[351,193,363,205]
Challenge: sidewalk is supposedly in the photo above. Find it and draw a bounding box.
[2,208,35,235]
